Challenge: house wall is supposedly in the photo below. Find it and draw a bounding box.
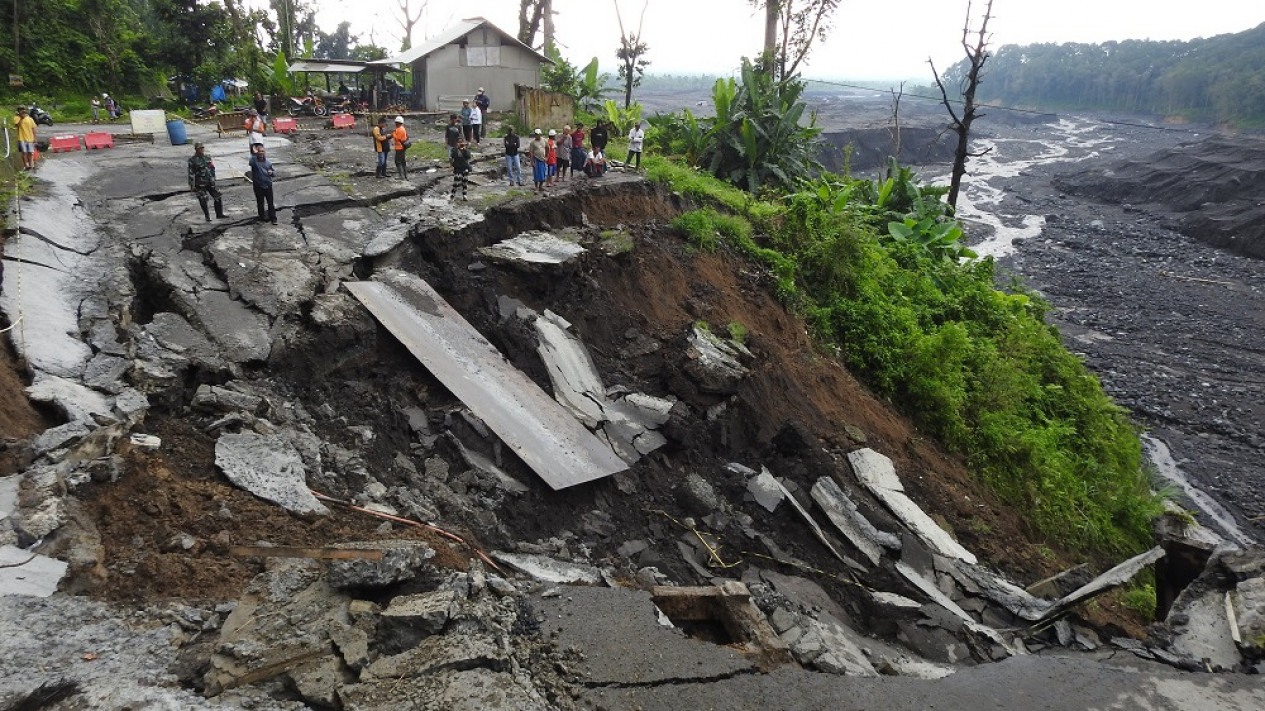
[420,29,543,112]
[517,87,574,133]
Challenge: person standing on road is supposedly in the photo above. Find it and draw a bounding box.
[528,128,548,193]
[103,93,117,120]
[590,120,609,154]
[392,115,410,180]
[248,146,277,224]
[569,123,586,177]
[626,121,645,171]
[187,143,226,222]
[503,126,523,187]
[545,129,558,188]
[90,96,101,124]
[474,88,490,140]
[372,117,391,178]
[12,106,37,171]
[253,92,269,126]
[460,100,473,143]
[445,114,462,149]
[450,138,473,202]
[557,125,572,182]
[469,102,482,145]
[246,110,266,155]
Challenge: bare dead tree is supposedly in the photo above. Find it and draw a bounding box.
[395,0,427,51]
[752,0,840,81]
[614,0,650,108]
[930,0,994,210]
[889,81,904,164]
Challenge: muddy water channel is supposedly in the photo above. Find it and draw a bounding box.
[949,114,1265,543]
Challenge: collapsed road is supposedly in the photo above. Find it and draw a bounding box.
[0,115,1263,710]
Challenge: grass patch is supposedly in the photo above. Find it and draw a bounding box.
[408,139,452,161]
[727,321,749,344]
[1119,583,1157,620]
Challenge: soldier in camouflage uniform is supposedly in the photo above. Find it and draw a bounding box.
[187,143,226,222]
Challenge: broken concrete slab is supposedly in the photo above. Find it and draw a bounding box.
[208,230,322,318]
[938,558,1052,622]
[326,541,437,589]
[0,545,68,597]
[768,471,850,565]
[213,432,327,515]
[31,422,92,456]
[346,270,626,489]
[811,476,896,567]
[360,632,503,681]
[1170,587,1244,671]
[26,374,113,425]
[534,585,755,685]
[533,310,669,463]
[895,562,1013,658]
[683,324,750,393]
[1233,576,1265,656]
[478,230,586,268]
[342,668,550,711]
[848,448,977,565]
[380,590,456,636]
[491,552,601,585]
[747,466,785,512]
[788,615,878,677]
[1039,546,1165,622]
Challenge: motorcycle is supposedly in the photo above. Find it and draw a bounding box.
[191,104,219,120]
[288,95,327,117]
[28,104,54,126]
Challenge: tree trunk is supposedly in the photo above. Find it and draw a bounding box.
[543,0,555,53]
[764,0,779,70]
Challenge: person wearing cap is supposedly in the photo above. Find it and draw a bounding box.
[473,88,490,140]
[392,115,410,179]
[469,101,482,145]
[545,129,558,188]
[372,116,391,179]
[13,106,37,170]
[187,143,226,222]
[460,100,473,143]
[103,93,118,120]
[528,129,548,193]
[248,146,277,224]
[245,109,266,156]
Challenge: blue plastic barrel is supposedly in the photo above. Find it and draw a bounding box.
[166,119,187,146]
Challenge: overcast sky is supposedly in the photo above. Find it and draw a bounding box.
[308,0,1264,81]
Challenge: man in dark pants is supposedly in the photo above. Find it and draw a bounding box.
[249,146,277,224]
[474,88,490,141]
[450,138,473,201]
[187,143,226,222]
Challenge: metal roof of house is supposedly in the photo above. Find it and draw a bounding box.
[288,59,381,74]
[376,17,553,67]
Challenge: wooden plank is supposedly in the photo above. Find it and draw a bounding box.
[227,545,385,561]
[345,270,627,490]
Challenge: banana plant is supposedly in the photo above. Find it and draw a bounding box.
[602,100,643,134]
[887,216,978,262]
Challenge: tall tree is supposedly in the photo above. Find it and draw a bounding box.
[614,0,650,108]
[518,0,554,51]
[751,0,840,81]
[930,0,994,210]
[395,0,426,51]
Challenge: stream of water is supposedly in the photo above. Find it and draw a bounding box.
[953,117,1258,545]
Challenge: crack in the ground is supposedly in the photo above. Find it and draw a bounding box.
[17,226,99,257]
[578,666,763,690]
[140,189,189,203]
[1,254,73,274]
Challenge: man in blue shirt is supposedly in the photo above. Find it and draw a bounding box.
[249,147,277,224]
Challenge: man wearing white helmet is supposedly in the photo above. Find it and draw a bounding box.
[391,115,410,179]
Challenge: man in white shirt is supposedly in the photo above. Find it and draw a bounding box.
[626,121,645,171]
[469,104,482,145]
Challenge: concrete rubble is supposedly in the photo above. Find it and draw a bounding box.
[1,121,1262,710]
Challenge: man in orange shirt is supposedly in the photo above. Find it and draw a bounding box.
[392,116,409,179]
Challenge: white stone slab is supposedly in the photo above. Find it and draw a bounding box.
[811,477,885,567]
[346,271,626,489]
[215,432,328,515]
[0,546,68,597]
[849,448,977,565]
